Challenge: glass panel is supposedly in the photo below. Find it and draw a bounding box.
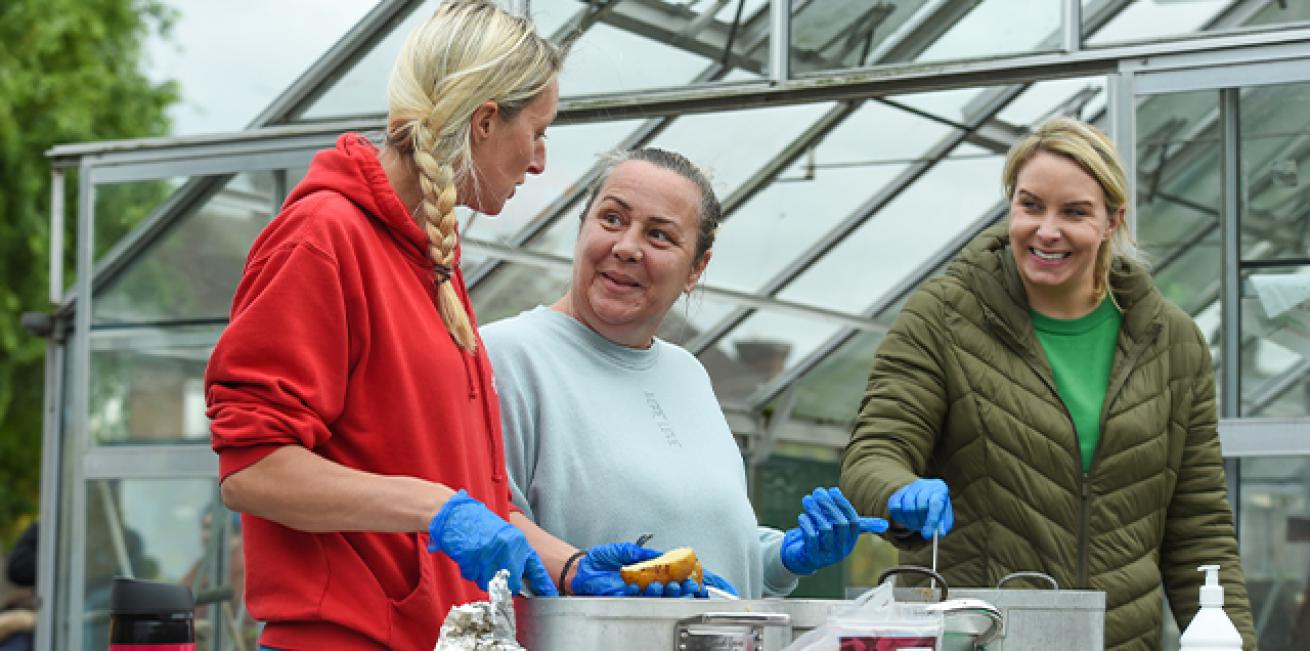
[472,261,740,349]
[997,76,1107,126]
[890,88,988,125]
[147,0,378,134]
[94,172,278,326]
[1244,2,1310,30]
[1241,266,1310,418]
[296,1,438,121]
[82,479,251,651]
[1084,0,1230,47]
[1087,0,1310,48]
[93,178,185,263]
[794,0,1062,75]
[912,0,1062,64]
[710,101,945,293]
[1135,90,1222,315]
[302,0,764,120]
[784,293,922,427]
[778,153,1004,312]
[561,22,726,96]
[472,261,573,328]
[647,102,837,197]
[666,292,739,348]
[88,326,215,445]
[1240,82,1310,263]
[464,119,646,245]
[789,0,929,72]
[700,308,843,404]
[1236,456,1310,650]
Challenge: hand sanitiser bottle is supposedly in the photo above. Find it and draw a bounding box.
[1179,565,1242,650]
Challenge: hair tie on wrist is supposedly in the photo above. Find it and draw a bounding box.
[560,550,587,596]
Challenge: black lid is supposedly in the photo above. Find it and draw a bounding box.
[109,577,195,615]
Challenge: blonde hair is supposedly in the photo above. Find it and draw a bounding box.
[386,0,561,351]
[1003,117,1137,305]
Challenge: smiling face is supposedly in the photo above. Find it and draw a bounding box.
[1008,149,1124,318]
[556,159,712,348]
[463,78,559,215]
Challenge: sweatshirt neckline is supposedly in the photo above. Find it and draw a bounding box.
[1030,296,1119,336]
[533,306,660,371]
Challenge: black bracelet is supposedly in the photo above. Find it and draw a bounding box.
[559,550,587,596]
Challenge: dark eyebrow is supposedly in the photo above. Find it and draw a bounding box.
[598,195,632,211]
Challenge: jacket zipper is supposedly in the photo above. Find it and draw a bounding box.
[984,307,1091,587]
[1079,322,1162,586]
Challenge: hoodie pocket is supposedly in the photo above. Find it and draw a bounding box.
[388,533,436,649]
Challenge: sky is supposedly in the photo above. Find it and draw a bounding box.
[143,0,380,136]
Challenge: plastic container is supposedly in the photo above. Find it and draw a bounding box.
[1178,565,1242,650]
[107,577,196,650]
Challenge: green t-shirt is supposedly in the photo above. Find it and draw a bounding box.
[1030,298,1122,473]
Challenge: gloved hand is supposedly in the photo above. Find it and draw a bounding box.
[427,490,558,596]
[887,478,954,540]
[781,487,889,576]
[571,543,699,598]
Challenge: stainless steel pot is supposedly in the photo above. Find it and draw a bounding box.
[515,597,826,650]
[879,567,1106,650]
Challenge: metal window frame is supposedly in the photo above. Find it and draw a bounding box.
[1121,49,1310,455]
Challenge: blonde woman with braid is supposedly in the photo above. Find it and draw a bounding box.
[206,4,684,650]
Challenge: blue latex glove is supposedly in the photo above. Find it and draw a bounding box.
[887,478,954,540]
[571,543,700,597]
[427,490,558,596]
[781,487,889,576]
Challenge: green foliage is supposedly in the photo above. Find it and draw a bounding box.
[0,0,178,545]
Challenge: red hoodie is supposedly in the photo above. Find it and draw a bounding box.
[206,133,511,651]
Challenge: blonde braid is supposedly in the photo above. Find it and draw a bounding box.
[412,121,478,352]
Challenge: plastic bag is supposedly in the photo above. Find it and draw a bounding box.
[784,582,943,651]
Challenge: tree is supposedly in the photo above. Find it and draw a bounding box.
[0,0,178,546]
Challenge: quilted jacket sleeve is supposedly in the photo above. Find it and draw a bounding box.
[840,285,950,551]
[1159,327,1257,649]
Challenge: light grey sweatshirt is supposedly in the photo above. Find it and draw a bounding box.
[482,306,798,598]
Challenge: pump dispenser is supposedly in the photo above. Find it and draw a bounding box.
[1179,565,1242,650]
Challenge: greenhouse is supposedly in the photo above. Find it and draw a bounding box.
[32,0,1310,648]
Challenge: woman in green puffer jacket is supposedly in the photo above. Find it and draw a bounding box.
[840,117,1256,650]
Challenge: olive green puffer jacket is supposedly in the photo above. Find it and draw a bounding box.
[840,227,1256,650]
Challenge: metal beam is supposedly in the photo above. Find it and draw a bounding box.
[1219,417,1310,456]
[769,0,790,81]
[34,337,64,651]
[561,9,1310,124]
[47,24,1310,164]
